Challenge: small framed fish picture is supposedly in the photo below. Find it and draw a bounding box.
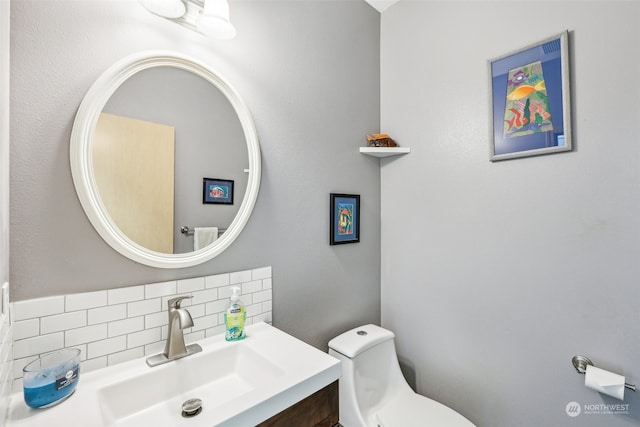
[330,193,360,245]
[203,178,234,205]
[489,31,572,161]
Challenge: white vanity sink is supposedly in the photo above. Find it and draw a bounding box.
[7,322,341,427]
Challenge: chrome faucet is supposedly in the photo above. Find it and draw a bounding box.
[146,296,202,367]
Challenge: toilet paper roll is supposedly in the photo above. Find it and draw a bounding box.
[585,365,625,400]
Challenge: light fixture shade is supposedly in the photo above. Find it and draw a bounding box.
[140,0,186,19]
[197,0,237,40]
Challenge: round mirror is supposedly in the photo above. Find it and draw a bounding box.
[70,51,261,268]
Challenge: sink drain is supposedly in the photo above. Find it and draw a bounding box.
[182,398,203,418]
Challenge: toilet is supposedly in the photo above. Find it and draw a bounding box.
[328,324,475,427]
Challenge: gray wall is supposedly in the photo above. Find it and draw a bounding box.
[1,0,9,287]
[10,0,381,349]
[1,0,11,420]
[381,1,640,426]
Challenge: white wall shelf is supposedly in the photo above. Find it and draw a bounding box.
[359,147,410,158]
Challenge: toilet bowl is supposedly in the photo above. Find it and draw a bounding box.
[328,324,475,427]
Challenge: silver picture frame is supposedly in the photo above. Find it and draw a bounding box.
[489,31,572,161]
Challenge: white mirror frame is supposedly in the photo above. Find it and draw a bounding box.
[70,51,261,268]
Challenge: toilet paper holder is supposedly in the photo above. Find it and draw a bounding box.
[572,355,636,391]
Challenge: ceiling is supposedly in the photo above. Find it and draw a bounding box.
[363,0,400,12]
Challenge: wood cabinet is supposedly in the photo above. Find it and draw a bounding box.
[257,381,339,427]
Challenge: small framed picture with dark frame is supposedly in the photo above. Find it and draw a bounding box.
[330,193,360,245]
[203,178,234,205]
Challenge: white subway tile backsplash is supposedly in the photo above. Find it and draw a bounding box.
[144,341,165,356]
[191,289,218,305]
[205,299,228,315]
[161,325,169,341]
[242,280,263,294]
[65,290,107,311]
[0,382,10,423]
[9,266,272,392]
[184,330,206,344]
[161,294,190,308]
[65,324,108,347]
[13,333,63,359]
[205,325,226,338]
[230,270,252,284]
[12,356,35,380]
[40,311,87,334]
[108,317,144,338]
[88,336,126,359]
[11,378,22,394]
[253,266,272,280]
[75,344,88,362]
[217,313,226,325]
[13,296,64,321]
[144,311,168,329]
[218,286,234,300]
[253,312,273,324]
[127,328,161,349]
[108,286,144,305]
[190,314,218,332]
[144,281,176,299]
[13,319,39,340]
[88,304,127,325]
[205,273,229,288]
[187,305,206,320]
[253,289,272,304]
[108,347,144,366]
[0,369,12,401]
[128,298,161,317]
[0,306,13,418]
[177,277,205,293]
[245,303,263,318]
[242,294,254,305]
[82,356,107,373]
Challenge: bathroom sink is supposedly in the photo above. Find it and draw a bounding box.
[7,322,341,427]
[99,344,285,426]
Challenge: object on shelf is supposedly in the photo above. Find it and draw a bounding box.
[366,133,397,147]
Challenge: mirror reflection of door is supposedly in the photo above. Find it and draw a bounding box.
[93,113,175,253]
[97,66,248,255]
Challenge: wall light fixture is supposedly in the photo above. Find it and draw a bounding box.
[140,0,237,40]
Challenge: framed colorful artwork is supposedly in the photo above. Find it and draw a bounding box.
[203,178,234,205]
[330,193,360,245]
[489,31,572,161]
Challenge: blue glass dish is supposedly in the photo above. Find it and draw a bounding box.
[23,348,81,408]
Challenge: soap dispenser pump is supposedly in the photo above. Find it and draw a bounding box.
[225,286,246,341]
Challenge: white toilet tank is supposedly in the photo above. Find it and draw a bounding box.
[329,324,413,426]
[328,324,475,427]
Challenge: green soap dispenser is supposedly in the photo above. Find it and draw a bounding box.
[224,286,246,341]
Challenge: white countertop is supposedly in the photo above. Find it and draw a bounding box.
[7,322,341,427]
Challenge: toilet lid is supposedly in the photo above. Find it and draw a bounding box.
[376,393,474,427]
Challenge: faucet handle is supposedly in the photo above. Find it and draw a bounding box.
[168,296,192,309]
